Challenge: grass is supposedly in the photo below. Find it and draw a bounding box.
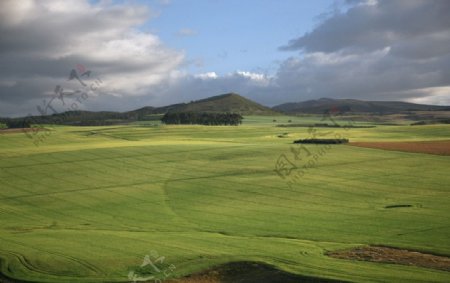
[0,116,449,282]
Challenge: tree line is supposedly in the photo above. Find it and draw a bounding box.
[161,112,243,125]
[3,119,31,128]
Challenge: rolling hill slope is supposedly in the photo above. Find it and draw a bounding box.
[0,93,278,126]
[0,122,449,282]
[273,98,449,114]
[148,92,278,115]
[3,95,449,126]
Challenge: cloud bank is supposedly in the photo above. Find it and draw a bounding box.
[276,0,450,104]
[0,0,183,116]
[0,0,449,117]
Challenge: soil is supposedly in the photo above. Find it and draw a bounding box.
[327,246,450,272]
[348,140,450,155]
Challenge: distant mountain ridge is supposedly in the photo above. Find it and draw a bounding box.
[2,94,449,126]
[272,98,449,114]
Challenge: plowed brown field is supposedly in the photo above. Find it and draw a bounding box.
[327,246,450,272]
[349,140,450,155]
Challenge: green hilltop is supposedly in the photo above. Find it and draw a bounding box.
[0,93,278,126]
[2,94,449,126]
[133,92,278,116]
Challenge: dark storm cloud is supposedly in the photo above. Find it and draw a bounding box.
[0,0,183,117]
[1,0,449,117]
[273,0,450,104]
[156,0,450,107]
[281,0,450,55]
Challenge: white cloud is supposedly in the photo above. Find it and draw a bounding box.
[405,86,450,105]
[273,0,450,103]
[194,72,218,79]
[1,0,449,117]
[236,71,265,81]
[0,0,184,116]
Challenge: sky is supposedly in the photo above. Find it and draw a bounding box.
[0,0,449,117]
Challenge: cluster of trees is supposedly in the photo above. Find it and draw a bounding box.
[161,112,243,125]
[0,111,145,127]
[411,118,450,126]
[4,119,31,128]
[294,138,349,144]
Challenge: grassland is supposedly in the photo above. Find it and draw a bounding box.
[0,116,449,282]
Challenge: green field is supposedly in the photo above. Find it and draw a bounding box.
[0,117,449,282]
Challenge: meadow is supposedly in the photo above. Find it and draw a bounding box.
[0,116,449,282]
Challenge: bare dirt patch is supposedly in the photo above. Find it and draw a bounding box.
[327,246,450,272]
[348,140,450,156]
[167,261,348,283]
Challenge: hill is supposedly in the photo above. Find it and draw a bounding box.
[0,93,276,126]
[148,93,277,115]
[273,98,449,114]
[3,95,449,126]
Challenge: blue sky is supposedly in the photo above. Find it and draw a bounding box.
[144,0,333,75]
[1,0,449,116]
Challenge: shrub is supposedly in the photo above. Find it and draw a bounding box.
[293,138,349,144]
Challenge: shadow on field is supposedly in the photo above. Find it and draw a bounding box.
[0,273,28,283]
[168,261,349,283]
[0,260,350,283]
